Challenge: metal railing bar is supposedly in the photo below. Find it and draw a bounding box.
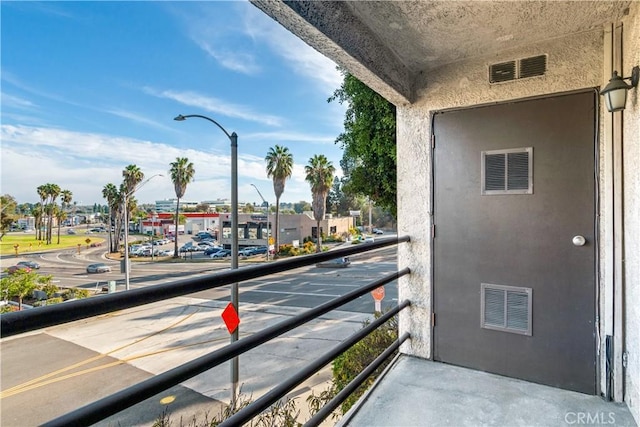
[219,301,410,427]
[219,300,411,427]
[305,332,411,427]
[2,236,409,337]
[42,268,410,427]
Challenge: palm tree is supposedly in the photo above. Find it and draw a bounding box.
[102,183,119,252]
[32,203,43,241]
[43,183,61,244]
[169,157,195,257]
[54,206,66,244]
[121,165,144,245]
[58,189,73,243]
[304,155,335,253]
[265,145,294,257]
[36,185,47,241]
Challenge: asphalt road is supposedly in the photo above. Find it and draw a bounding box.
[1,234,398,426]
[3,233,399,313]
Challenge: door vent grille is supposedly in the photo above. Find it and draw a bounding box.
[481,147,533,195]
[489,55,547,83]
[481,283,532,336]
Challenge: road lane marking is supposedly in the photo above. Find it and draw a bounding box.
[1,307,202,398]
[244,289,342,298]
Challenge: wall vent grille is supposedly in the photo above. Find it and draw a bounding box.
[489,61,516,83]
[519,55,547,78]
[489,54,547,83]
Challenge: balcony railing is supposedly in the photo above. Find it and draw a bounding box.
[1,236,410,426]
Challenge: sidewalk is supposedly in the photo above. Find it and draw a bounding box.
[1,296,371,426]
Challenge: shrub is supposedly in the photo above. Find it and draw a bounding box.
[40,283,60,298]
[1,304,15,313]
[332,312,398,412]
[152,315,398,426]
[278,244,294,256]
[69,288,90,299]
[45,297,64,305]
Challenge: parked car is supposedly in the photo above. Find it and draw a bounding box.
[253,246,268,254]
[238,247,256,257]
[86,263,111,273]
[67,228,76,235]
[7,265,32,274]
[316,257,351,268]
[195,231,214,240]
[372,228,384,235]
[179,243,197,252]
[204,246,223,256]
[198,241,216,249]
[17,261,40,269]
[210,249,231,259]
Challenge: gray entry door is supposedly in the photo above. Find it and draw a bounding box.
[433,91,596,394]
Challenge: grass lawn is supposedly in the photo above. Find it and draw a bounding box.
[0,232,106,257]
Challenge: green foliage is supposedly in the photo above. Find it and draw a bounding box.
[329,70,397,217]
[332,313,398,412]
[1,194,18,240]
[151,314,399,426]
[153,388,303,427]
[40,283,60,298]
[323,234,344,243]
[45,297,64,305]
[0,304,14,313]
[67,287,90,299]
[0,269,51,309]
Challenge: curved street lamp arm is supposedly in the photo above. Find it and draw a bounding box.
[126,174,164,199]
[174,114,235,141]
[250,184,268,205]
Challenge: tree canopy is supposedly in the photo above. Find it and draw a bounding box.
[0,194,18,240]
[329,70,397,217]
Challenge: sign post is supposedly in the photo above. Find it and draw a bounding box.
[371,286,385,312]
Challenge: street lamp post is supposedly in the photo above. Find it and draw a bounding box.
[174,114,239,404]
[250,184,270,261]
[123,174,163,291]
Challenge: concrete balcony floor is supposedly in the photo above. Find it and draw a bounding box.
[340,355,637,427]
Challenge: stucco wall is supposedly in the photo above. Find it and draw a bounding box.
[622,3,640,422]
[397,29,605,360]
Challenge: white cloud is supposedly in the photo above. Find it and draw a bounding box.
[1,92,37,110]
[196,41,261,75]
[241,5,343,95]
[104,109,177,133]
[0,124,320,205]
[1,71,85,108]
[242,131,336,145]
[143,87,284,127]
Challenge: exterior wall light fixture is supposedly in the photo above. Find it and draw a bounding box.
[601,66,639,112]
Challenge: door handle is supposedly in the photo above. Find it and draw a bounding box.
[572,235,586,246]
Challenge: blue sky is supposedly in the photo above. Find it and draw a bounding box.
[1,1,346,207]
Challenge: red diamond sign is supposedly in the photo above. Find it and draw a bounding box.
[221,302,240,334]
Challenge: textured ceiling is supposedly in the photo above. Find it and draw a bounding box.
[344,1,632,73]
[252,1,632,104]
